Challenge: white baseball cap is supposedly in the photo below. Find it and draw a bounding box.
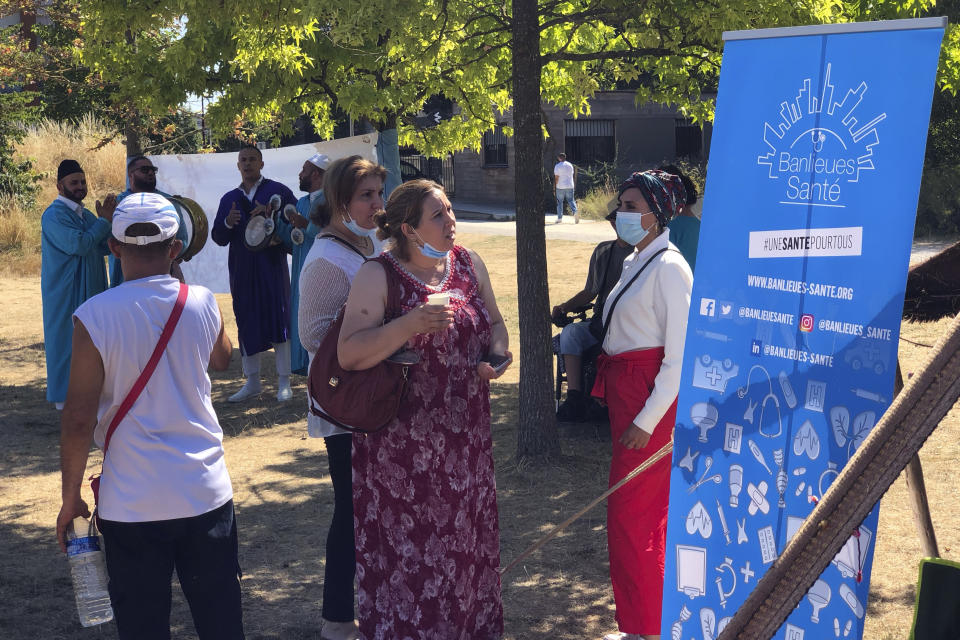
[112,192,180,245]
[308,152,331,170]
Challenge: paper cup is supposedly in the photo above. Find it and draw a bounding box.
[426,293,450,307]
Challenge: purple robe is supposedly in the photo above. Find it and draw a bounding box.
[211,178,296,356]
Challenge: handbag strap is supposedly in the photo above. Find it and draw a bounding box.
[598,247,671,346]
[318,233,368,261]
[102,282,189,455]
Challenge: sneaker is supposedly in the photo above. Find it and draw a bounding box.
[556,391,586,422]
[574,212,580,224]
[320,618,359,640]
[228,379,262,402]
[556,216,563,224]
[276,377,293,402]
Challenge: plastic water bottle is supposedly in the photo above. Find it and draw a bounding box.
[65,516,114,626]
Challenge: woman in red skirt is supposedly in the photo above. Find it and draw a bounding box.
[592,170,693,640]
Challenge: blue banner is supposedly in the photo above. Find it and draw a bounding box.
[661,19,945,640]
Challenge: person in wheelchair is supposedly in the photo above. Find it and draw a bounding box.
[552,210,633,421]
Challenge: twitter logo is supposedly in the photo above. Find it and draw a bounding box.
[719,301,734,319]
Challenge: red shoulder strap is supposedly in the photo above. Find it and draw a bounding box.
[102,282,189,454]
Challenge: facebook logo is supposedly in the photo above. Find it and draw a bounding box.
[751,340,763,356]
[700,298,716,317]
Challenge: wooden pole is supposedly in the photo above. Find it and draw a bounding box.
[896,363,940,558]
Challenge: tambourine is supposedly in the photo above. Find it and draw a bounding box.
[243,195,283,252]
[167,195,208,262]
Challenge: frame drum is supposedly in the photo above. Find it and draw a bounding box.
[244,214,276,252]
[167,195,208,262]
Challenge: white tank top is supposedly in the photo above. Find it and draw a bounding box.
[74,274,233,522]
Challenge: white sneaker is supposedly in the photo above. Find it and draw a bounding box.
[228,379,262,402]
[276,379,293,402]
[320,618,359,640]
[556,216,563,224]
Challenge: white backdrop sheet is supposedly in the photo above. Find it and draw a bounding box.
[151,133,379,293]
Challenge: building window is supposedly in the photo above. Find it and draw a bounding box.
[564,119,615,164]
[675,118,703,158]
[483,126,508,167]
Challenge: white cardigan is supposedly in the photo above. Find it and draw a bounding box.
[601,230,693,434]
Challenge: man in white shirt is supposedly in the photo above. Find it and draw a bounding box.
[553,152,579,224]
[57,193,243,640]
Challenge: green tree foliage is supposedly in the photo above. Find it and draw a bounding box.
[0,22,40,205]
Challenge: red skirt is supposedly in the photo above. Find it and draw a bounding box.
[592,347,676,635]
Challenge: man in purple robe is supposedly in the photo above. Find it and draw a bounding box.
[212,146,297,402]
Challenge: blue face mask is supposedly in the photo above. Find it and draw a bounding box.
[615,211,653,246]
[342,214,378,238]
[415,230,450,259]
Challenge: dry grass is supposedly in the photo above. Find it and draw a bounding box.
[577,182,617,221]
[1,116,126,276]
[1,232,958,639]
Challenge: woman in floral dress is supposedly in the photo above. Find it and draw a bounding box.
[338,179,511,639]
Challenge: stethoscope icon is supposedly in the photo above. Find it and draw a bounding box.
[737,365,783,438]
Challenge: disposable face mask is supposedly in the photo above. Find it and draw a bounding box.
[415,229,450,259]
[615,211,653,246]
[342,213,378,238]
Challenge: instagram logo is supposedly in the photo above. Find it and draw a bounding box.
[800,314,814,332]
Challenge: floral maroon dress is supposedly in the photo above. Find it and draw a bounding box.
[352,246,503,640]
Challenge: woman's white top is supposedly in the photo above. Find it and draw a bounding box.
[601,230,693,434]
[298,234,380,438]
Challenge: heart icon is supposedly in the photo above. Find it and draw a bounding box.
[793,419,821,460]
[685,500,713,538]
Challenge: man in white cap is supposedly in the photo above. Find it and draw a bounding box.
[278,152,330,375]
[57,193,243,640]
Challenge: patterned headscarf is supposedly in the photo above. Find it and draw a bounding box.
[616,169,687,226]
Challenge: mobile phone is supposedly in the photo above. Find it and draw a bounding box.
[484,353,510,374]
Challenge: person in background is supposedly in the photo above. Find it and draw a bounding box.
[57,193,242,640]
[297,155,385,640]
[552,209,633,421]
[280,152,330,376]
[212,145,297,402]
[339,179,510,639]
[663,164,700,273]
[40,159,114,410]
[592,170,692,640]
[109,155,187,287]
[554,152,579,224]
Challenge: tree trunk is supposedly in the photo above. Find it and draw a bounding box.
[124,121,142,158]
[512,0,560,459]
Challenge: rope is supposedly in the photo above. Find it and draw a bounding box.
[499,439,674,578]
[901,336,934,348]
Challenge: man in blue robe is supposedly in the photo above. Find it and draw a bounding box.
[109,155,187,286]
[212,146,297,402]
[277,152,329,376]
[40,159,115,408]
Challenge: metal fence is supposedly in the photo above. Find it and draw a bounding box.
[399,152,456,196]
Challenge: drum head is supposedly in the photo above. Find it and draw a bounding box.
[244,215,273,252]
[168,195,208,262]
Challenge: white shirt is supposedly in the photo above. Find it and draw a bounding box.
[298,235,381,437]
[74,275,233,521]
[56,195,84,217]
[240,176,264,202]
[601,231,693,434]
[554,161,575,189]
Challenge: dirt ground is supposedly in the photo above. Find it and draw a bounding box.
[1,232,958,639]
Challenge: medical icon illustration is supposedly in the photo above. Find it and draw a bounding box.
[715,557,737,609]
[850,387,886,404]
[832,406,875,459]
[805,379,827,412]
[679,447,699,472]
[758,525,777,563]
[785,623,805,640]
[819,462,839,499]
[786,515,804,543]
[729,464,743,507]
[808,579,832,622]
[689,456,723,493]
[686,501,714,539]
[830,406,849,447]
[716,500,732,544]
[723,422,743,454]
[834,618,840,637]
[717,617,731,636]
[773,449,788,508]
[833,618,853,637]
[670,605,692,640]
[794,467,807,476]
[793,419,821,460]
[747,480,770,516]
[737,519,748,544]
[833,525,872,579]
[748,439,773,475]
[795,481,807,496]
[838,583,864,618]
[740,561,755,583]
[693,355,740,394]
[779,370,798,408]
[692,402,720,443]
[737,365,783,437]
[677,545,708,598]
[700,607,716,640]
